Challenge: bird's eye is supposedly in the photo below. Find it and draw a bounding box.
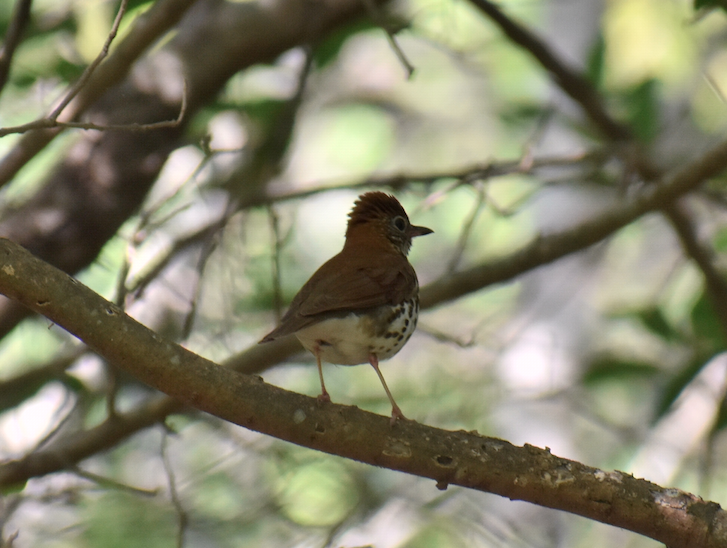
[392,216,407,232]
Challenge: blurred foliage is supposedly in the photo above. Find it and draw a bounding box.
[83,491,178,548]
[2,0,727,547]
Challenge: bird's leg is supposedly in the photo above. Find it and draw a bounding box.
[369,353,406,424]
[314,344,331,404]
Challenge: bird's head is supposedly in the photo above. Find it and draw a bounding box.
[345,192,433,255]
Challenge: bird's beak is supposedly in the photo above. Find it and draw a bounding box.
[409,224,433,238]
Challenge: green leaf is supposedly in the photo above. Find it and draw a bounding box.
[625,78,660,143]
[499,102,549,127]
[636,307,681,342]
[313,19,378,68]
[583,356,659,385]
[711,395,727,432]
[652,293,727,420]
[695,0,727,13]
[586,33,606,89]
[691,292,727,351]
[713,227,727,253]
[83,492,177,548]
[654,357,706,420]
[242,98,287,129]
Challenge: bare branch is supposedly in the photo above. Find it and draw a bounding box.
[261,151,605,204]
[1,131,726,477]
[0,0,33,99]
[0,348,82,414]
[422,136,727,308]
[0,238,725,547]
[161,433,188,548]
[0,80,188,137]
[49,0,129,121]
[664,203,727,334]
[468,0,630,142]
[361,0,415,78]
[0,0,198,187]
[0,0,383,340]
[466,0,727,360]
[70,465,159,497]
[0,0,130,139]
[446,183,486,273]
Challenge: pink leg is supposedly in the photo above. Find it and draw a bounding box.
[369,353,406,424]
[315,345,331,404]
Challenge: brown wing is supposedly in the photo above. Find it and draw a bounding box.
[260,249,418,341]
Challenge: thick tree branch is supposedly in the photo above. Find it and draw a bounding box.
[421,136,727,308]
[3,134,727,477]
[466,0,727,345]
[0,239,725,547]
[1,7,726,543]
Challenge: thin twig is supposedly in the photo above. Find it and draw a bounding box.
[131,153,600,306]
[0,530,19,548]
[180,229,221,340]
[446,183,486,272]
[70,465,159,497]
[0,495,22,546]
[5,135,727,493]
[0,80,188,137]
[161,431,188,548]
[467,0,727,353]
[0,0,33,99]
[0,347,82,414]
[267,205,285,323]
[361,0,415,78]
[421,136,727,308]
[0,0,198,187]
[227,46,314,198]
[704,71,727,106]
[263,151,605,204]
[48,0,129,121]
[663,203,727,334]
[468,0,630,142]
[0,238,726,548]
[114,243,134,309]
[29,386,79,453]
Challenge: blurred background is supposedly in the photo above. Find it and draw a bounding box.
[1,0,727,546]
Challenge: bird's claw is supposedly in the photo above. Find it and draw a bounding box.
[390,406,407,426]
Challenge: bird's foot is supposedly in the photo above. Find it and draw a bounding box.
[390,405,407,426]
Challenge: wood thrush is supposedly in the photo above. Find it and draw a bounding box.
[260,192,432,423]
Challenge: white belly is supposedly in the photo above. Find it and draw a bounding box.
[294,303,417,366]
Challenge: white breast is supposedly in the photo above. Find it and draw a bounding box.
[294,301,418,366]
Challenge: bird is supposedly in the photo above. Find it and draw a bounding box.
[260,192,433,423]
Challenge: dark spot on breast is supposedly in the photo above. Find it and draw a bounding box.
[387,307,404,323]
